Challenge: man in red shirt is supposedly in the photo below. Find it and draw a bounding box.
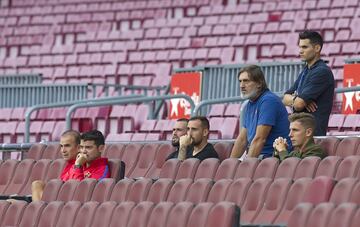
[70,130,110,180]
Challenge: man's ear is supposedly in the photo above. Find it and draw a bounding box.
[98,144,105,153]
[203,128,209,137]
[305,128,313,137]
[315,44,321,53]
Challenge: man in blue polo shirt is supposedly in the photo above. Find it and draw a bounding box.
[230,65,291,159]
[282,30,334,136]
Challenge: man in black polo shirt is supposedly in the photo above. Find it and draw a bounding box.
[166,116,219,161]
[283,30,334,136]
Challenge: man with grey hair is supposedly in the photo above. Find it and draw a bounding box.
[230,65,291,159]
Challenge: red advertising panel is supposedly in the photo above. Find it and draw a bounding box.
[342,64,360,114]
[169,72,202,119]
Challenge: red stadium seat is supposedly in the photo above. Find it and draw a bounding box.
[0,159,18,194]
[145,143,173,179]
[225,178,252,207]
[286,203,314,227]
[56,179,79,202]
[315,156,342,178]
[54,201,82,227]
[37,201,65,227]
[306,203,335,227]
[3,159,35,195]
[335,155,360,180]
[234,157,259,179]
[127,201,155,227]
[72,201,99,227]
[128,144,159,178]
[72,178,97,203]
[109,178,134,203]
[41,179,63,202]
[0,200,27,227]
[175,158,200,180]
[90,201,118,227]
[90,178,116,203]
[293,156,321,180]
[214,158,240,180]
[329,177,357,205]
[159,158,181,180]
[194,158,220,180]
[165,201,194,227]
[252,157,279,180]
[187,202,214,227]
[147,202,175,227]
[207,179,233,203]
[19,201,47,227]
[185,178,213,203]
[109,201,136,227]
[167,178,193,203]
[274,157,301,179]
[126,178,153,203]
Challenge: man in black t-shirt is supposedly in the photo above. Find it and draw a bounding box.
[166,116,219,161]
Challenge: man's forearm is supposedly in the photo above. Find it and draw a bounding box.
[248,137,266,158]
[230,136,247,158]
[282,94,294,106]
[177,146,187,161]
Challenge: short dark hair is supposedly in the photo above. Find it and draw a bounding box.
[81,130,105,147]
[289,113,316,134]
[238,65,268,92]
[177,118,189,123]
[189,116,210,130]
[61,130,80,145]
[299,30,323,50]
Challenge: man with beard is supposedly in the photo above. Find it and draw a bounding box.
[230,65,291,159]
[166,116,219,161]
[273,113,326,160]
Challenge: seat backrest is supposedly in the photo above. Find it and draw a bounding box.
[234,158,259,179]
[103,143,125,159]
[0,159,18,194]
[165,201,194,227]
[159,159,181,180]
[185,178,214,203]
[109,178,134,203]
[350,205,360,227]
[329,177,357,205]
[37,201,65,227]
[121,143,142,177]
[214,158,239,181]
[252,178,293,224]
[205,202,240,227]
[194,158,220,180]
[274,157,301,179]
[72,178,97,203]
[128,144,159,178]
[109,201,136,227]
[26,143,46,160]
[302,176,335,205]
[207,179,233,203]
[175,158,200,180]
[349,181,360,204]
[22,159,52,193]
[147,202,175,227]
[213,142,233,161]
[90,178,116,202]
[286,203,314,227]
[252,157,279,180]
[327,202,357,227]
[42,143,61,159]
[186,202,214,227]
[45,159,66,182]
[0,200,27,227]
[4,159,35,195]
[273,178,312,225]
[334,137,360,157]
[72,201,99,227]
[315,156,342,178]
[306,203,335,227]
[0,201,10,224]
[54,201,82,227]
[318,137,340,156]
[167,178,193,203]
[145,143,173,179]
[107,159,125,181]
[293,156,321,180]
[19,201,46,227]
[90,201,118,227]
[56,179,79,202]
[224,178,252,207]
[41,179,63,202]
[147,178,174,203]
[335,155,360,181]
[127,201,154,227]
[126,178,153,203]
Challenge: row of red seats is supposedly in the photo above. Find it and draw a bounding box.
[327,114,360,135]
[35,175,360,225]
[0,199,237,227]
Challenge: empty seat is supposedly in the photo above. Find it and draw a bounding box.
[126,178,153,203]
[286,203,314,227]
[306,203,335,227]
[19,201,47,227]
[335,155,360,180]
[145,143,173,179]
[26,143,46,160]
[72,178,97,203]
[207,179,233,203]
[147,202,175,227]
[303,176,335,205]
[293,156,321,179]
[214,158,240,180]
[317,136,340,156]
[252,178,293,224]
[233,157,259,179]
[109,201,136,227]
[213,142,233,161]
[225,178,252,207]
[127,201,155,227]
[208,104,226,117]
[349,180,360,204]
[103,143,125,159]
[109,178,134,203]
[146,178,174,203]
[274,157,301,179]
[315,156,342,178]
[205,202,240,227]
[128,144,159,178]
[72,201,99,227]
[329,177,357,205]
[90,201,118,227]
[175,158,200,180]
[165,201,194,227]
[91,178,115,201]
[334,137,360,157]
[167,178,193,203]
[107,159,125,181]
[0,201,10,223]
[3,159,35,195]
[240,177,273,224]
[54,201,82,227]
[327,203,357,227]
[37,201,65,227]
[42,143,61,159]
[56,179,79,202]
[41,179,63,202]
[159,159,181,180]
[0,200,28,227]
[121,143,142,177]
[194,158,220,180]
[252,157,279,180]
[0,159,19,194]
[186,202,214,227]
[185,178,214,203]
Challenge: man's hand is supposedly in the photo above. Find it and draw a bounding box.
[75,153,87,166]
[179,134,192,147]
[273,137,288,154]
[305,101,318,112]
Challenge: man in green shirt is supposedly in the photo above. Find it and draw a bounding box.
[273,112,326,161]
